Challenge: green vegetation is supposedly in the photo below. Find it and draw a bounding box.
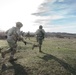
[0,37,76,75]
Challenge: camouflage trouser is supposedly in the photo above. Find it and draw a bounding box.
[37,37,43,52]
[37,37,43,45]
[6,38,17,59]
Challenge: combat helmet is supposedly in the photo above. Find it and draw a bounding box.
[39,25,43,29]
[16,22,23,28]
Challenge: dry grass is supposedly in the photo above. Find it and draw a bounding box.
[0,37,76,75]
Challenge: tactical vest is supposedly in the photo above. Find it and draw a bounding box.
[6,27,18,41]
[37,30,44,40]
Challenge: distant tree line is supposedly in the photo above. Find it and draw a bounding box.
[0,31,76,40]
[0,31,35,40]
[0,31,6,39]
[46,32,76,38]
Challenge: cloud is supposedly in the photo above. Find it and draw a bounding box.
[0,0,45,32]
[44,24,76,33]
[58,0,64,2]
[0,0,76,33]
[34,14,65,26]
[32,0,76,33]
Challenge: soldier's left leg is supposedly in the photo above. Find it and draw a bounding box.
[9,43,17,61]
[1,48,11,58]
[9,48,16,61]
[7,40,17,62]
[39,39,42,52]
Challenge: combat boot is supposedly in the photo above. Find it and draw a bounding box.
[9,57,17,62]
[32,44,35,50]
[39,46,42,52]
[1,52,5,58]
[0,48,5,58]
[32,44,39,50]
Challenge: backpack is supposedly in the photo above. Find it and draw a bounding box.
[37,30,44,40]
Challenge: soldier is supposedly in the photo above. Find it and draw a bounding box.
[26,31,30,40]
[32,25,45,52]
[1,22,26,62]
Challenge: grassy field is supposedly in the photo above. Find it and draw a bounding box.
[0,37,76,75]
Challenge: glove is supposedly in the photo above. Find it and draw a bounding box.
[5,35,7,38]
[23,41,27,45]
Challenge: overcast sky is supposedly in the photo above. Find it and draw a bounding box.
[0,0,76,33]
[0,0,44,32]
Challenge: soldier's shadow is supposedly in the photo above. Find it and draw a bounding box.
[9,61,28,75]
[1,61,28,75]
[38,51,76,75]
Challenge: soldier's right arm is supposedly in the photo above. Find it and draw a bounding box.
[6,29,9,34]
[5,29,10,38]
[16,29,27,45]
[42,29,45,34]
[35,29,38,38]
[35,29,38,35]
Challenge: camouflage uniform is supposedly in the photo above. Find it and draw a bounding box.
[2,22,26,61]
[26,31,30,40]
[33,25,45,52]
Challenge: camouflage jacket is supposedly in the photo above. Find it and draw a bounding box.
[35,29,45,39]
[6,27,23,41]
